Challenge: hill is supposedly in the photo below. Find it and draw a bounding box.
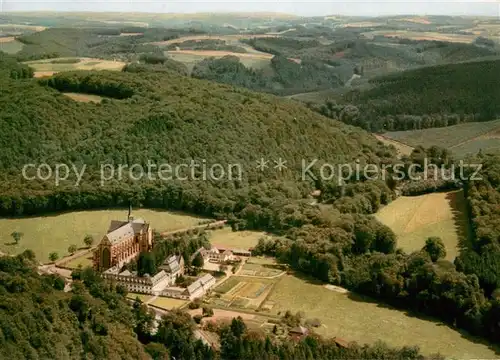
[0,53,395,218]
[312,59,500,132]
[0,252,150,359]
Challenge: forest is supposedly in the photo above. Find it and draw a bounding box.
[1,51,500,351]
[0,252,446,359]
[312,59,500,132]
[456,154,500,296]
[14,27,203,61]
[192,55,345,95]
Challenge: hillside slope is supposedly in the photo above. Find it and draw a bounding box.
[0,252,149,359]
[314,59,500,132]
[0,54,395,217]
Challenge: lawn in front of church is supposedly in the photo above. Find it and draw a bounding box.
[0,209,209,262]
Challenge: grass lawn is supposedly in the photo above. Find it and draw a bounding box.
[265,275,498,359]
[209,227,266,250]
[0,208,208,262]
[150,297,187,310]
[374,190,468,260]
[126,293,153,303]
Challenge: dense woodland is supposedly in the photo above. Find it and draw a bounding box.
[192,55,345,95]
[1,252,446,359]
[312,59,500,132]
[456,154,500,296]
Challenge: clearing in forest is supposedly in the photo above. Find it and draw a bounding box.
[25,57,127,77]
[0,39,24,54]
[263,274,498,359]
[374,190,468,260]
[0,209,208,262]
[62,92,104,103]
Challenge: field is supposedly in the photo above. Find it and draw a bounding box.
[0,37,16,43]
[150,297,187,310]
[62,92,104,103]
[24,57,127,77]
[150,34,278,47]
[166,49,273,60]
[167,51,271,73]
[209,227,266,249]
[264,274,498,359]
[159,34,277,72]
[212,276,276,310]
[342,22,385,28]
[0,39,24,54]
[0,24,46,32]
[374,190,468,260]
[465,24,500,38]
[384,119,500,158]
[0,209,208,262]
[453,138,500,159]
[399,17,432,25]
[362,30,476,43]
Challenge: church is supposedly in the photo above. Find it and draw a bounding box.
[93,210,153,272]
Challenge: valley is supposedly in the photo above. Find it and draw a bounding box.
[0,8,500,360]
